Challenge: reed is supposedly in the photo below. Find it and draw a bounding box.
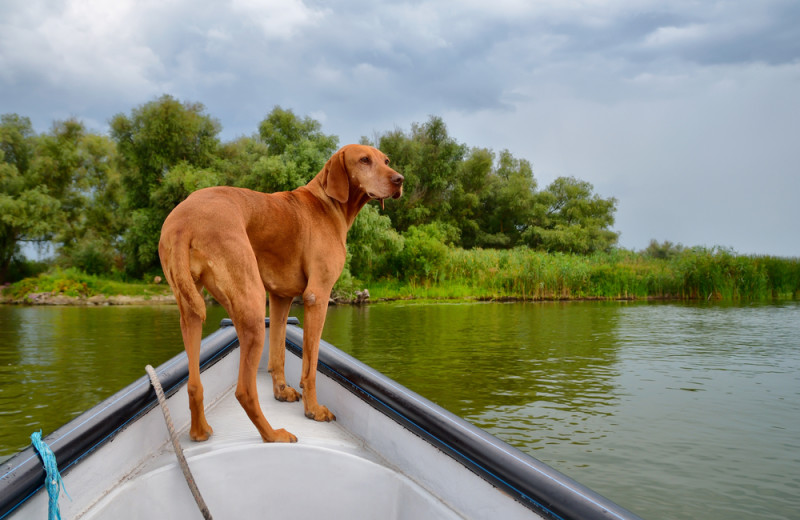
[5,250,798,304]
[365,247,799,301]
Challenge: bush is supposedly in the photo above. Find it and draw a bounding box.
[347,205,404,281]
[59,234,117,276]
[393,223,455,282]
[4,254,50,283]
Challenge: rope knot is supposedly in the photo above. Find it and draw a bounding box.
[30,430,71,520]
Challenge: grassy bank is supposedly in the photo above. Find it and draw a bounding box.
[358,247,800,302]
[4,249,799,305]
[1,268,173,304]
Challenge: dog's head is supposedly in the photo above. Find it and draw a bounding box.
[323,144,404,208]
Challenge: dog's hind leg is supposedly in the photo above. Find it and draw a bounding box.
[181,309,214,441]
[232,293,298,443]
[267,294,301,402]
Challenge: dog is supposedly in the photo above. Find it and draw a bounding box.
[158,144,403,443]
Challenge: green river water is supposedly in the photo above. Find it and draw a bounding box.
[1,301,798,519]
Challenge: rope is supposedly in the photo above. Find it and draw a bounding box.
[30,430,70,520]
[145,365,213,520]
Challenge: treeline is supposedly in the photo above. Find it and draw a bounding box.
[1,95,617,280]
[2,95,798,300]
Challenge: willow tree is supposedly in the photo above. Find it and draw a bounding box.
[110,95,221,276]
[0,115,61,282]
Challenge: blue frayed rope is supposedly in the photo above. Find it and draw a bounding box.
[30,431,70,520]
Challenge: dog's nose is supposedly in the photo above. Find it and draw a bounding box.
[391,173,404,186]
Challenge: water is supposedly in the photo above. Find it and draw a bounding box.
[1,301,798,519]
[0,304,230,458]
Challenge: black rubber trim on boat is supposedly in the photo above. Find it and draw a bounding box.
[283,325,643,520]
[0,324,241,519]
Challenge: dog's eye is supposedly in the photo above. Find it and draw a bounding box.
[360,156,371,164]
[384,158,390,165]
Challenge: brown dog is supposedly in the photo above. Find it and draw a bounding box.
[158,144,403,443]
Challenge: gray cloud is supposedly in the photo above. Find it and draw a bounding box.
[1,0,798,256]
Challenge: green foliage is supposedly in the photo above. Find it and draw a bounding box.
[223,108,338,193]
[642,239,686,260]
[347,204,404,281]
[3,254,50,283]
[378,116,467,230]
[111,95,221,208]
[6,100,796,304]
[59,231,117,276]
[363,247,799,302]
[674,247,772,300]
[110,95,222,276]
[758,255,800,297]
[393,222,458,283]
[0,114,63,281]
[2,268,172,300]
[523,176,619,254]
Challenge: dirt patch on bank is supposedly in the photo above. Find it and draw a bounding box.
[1,292,177,306]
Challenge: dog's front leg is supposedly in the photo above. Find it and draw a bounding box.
[300,288,336,422]
[268,294,302,402]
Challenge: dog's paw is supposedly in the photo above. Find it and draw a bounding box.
[264,428,297,443]
[190,423,214,442]
[273,383,301,402]
[304,405,336,422]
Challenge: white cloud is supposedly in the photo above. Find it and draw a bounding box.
[1,0,165,96]
[230,0,327,40]
[643,24,710,48]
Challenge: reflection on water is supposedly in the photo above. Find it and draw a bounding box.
[317,301,800,520]
[319,302,624,454]
[1,300,798,520]
[0,305,229,458]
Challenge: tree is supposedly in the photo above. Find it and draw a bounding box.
[110,95,222,276]
[225,106,339,193]
[346,204,404,280]
[33,120,125,274]
[523,177,619,254]
[65,133,125,273]
[0,115,62,282]
[378,116,467,231]
[642,239,685,260]
[449,147,493,248]
[394,222,458,282]
[475,149,537,248]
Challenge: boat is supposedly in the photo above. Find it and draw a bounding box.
[0,318,642,519]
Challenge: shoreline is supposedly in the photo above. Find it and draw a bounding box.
[0,293,177,306]
[0,291,698,307]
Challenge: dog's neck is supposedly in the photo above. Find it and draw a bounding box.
[304,175,372,230]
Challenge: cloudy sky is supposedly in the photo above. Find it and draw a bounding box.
[2,0,799,256]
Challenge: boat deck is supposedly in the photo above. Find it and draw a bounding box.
[149,368,385,468]
[78,343,469,519]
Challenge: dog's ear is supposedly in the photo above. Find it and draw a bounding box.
[323,149,349,203]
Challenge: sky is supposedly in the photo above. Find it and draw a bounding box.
[2,0,799,257]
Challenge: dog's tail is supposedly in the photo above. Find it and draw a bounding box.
[159,229,207,323]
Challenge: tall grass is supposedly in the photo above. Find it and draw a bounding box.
[367,247,799,301]
[1,268,172,301]
[5,250,798,304]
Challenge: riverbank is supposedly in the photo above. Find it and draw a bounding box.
[0,269,174,305]
[3,248,799,306]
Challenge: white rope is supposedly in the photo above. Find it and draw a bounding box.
[145,365,213,520]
